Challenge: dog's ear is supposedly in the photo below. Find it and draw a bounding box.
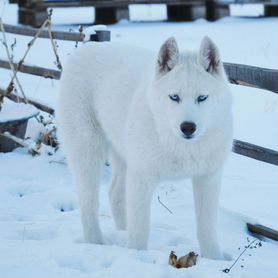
[157,37,179,75]
[199,36,222,75]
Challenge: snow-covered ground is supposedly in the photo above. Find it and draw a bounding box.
[0,3,277,277]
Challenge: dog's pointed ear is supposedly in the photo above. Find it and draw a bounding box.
[199,36,222,75]
[157,37,179,75]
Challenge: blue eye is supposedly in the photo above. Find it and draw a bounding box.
[169,94,181,103]
[197,95,209,103]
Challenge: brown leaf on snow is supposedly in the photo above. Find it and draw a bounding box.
[169,251,198,269]
[169,251,178,267]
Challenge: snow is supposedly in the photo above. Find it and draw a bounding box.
[0,3,277,277]
[0,98,39,122]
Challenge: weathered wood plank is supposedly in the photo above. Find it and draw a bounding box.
[247,223,278,241]
[95,6,130,24]
[2,23,110,42]
[224,62,278,94]
[0,132,41,155]
[167,4,206,21]
[264,3,278,17]
[35,0,276,8]
[11,0,277,5]
[18,6,48,28]
[0,87,55,115]
[17,0,277,25]
[3,23,83,41]
[206,0,230,21]
[37,0,205,8]
[0,59,61,80]
[233,139,278,166]
[226,0,277,3]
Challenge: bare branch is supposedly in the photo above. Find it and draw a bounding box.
[4,18,50,98]
[158,196,173,214]
[0,17,27,102]
[222,238,262,274]
[47,12,63,71]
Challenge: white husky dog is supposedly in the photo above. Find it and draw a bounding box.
[58,36,233,260]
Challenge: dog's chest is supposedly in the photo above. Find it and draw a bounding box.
[156,148,210,180]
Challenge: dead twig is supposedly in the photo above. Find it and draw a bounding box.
[47,9,63,70]
[0,9,63,107]
[3,18,49,99]
[222,238,262,274]
[0,18,27,103]
[157,196,173,214]
[49,159,67,165]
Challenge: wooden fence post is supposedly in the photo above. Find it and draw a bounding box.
[95,0,129,24]
[206,0,229,21]
[18,0,48,27]
[264,3,278,17]
[167,3,206,21]
[89,30,111,42]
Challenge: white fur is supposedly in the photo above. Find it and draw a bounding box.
[58,37,233,260]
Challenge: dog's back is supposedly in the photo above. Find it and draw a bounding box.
[59,42,155,154]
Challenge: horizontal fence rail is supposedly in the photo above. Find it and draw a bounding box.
[32,0,278,8]
[224,62,278,94]
[35,0,205,8]
[0,59,61,80]
[233,139,278,166]
[247,223,278,241]
[0,87,55,115]
[2,24,110,42]
[9,0,277,5]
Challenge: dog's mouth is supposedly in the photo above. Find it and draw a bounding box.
[182,134,194,140]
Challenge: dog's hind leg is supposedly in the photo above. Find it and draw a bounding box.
[126,170,156,250]
[109,149,127,230]
[192,168,224,260]
[61,114,107,244]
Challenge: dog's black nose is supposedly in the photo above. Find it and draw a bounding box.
[180,121,196,137]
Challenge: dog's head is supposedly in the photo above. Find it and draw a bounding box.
[148,36,232,143]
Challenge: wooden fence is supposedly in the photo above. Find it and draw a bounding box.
[10,0,278,27]
[0,24,110,114]
[0,23,277,168]
[0,23,277,240]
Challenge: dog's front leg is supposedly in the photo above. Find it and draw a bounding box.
[192,168,224,260]
[126,169,156,250]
